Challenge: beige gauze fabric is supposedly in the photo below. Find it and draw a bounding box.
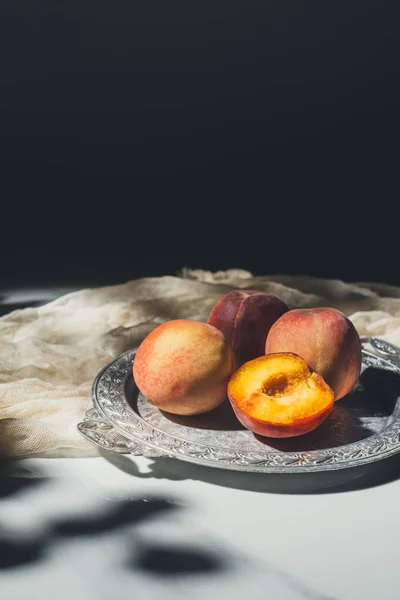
[1,269,400,458]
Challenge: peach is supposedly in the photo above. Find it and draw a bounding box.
[228,353,334,438]
[207,290,288,371]
[265,307,362,401]
[133,319,232,416]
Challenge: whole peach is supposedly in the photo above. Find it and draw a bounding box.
[207,290,288,370]
[133,319,232,415]
[265,307,362,400]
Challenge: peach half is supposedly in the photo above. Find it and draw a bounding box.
[227,353,334,438]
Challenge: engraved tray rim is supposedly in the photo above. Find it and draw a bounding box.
[78,339,400,473]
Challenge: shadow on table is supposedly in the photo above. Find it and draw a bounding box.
[129,542,226,576]
[0,472,339,598]
[101,449,400,495]
[0,469,193,572]
[0,475,48,499]
[0,475,50,568]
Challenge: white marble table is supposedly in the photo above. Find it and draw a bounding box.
[1,451,400,600]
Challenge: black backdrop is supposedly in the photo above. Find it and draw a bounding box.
[1,1,399,288]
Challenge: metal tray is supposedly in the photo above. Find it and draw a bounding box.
[78,338,400,473]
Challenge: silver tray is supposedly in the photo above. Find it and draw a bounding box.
[78,338,400,473]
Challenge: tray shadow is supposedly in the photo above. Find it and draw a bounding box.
[102,448,400,495]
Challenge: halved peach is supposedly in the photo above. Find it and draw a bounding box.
[227,353,334,438]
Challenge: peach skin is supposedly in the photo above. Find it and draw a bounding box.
[133,319,232,416]
[207,290,288,370]
[265,307,362,401]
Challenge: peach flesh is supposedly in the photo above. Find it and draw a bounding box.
[228,353,334,438]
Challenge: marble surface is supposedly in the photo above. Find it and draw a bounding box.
[2,452,400,600]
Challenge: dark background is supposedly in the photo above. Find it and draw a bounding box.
[1,0,399,289]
